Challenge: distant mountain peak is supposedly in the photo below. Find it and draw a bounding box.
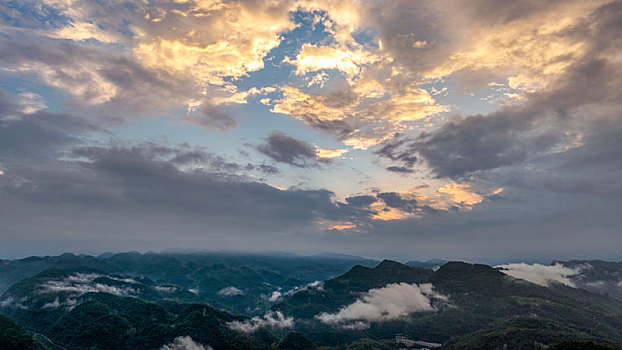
[376,259,409,270]
[405,258,448,269]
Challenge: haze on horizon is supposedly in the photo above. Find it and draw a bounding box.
[0,0,620,262]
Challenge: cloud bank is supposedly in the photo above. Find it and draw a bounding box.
[38,273,137,297]
[496,263,583,287]
[316,283,448,329]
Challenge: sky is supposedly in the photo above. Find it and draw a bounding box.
[0,0,620,262]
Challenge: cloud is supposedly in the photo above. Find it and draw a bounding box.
[423,1,604,90]
[272,82,447,149]
[1,131,361,248]
[364,184,489,221]
[375,0,622,179]
[345,195,376,208]
[0,92,99,159]
[0,296,28,310]
[281,281,324,298]
[132,1,296,86]
[496,263,583,287]
[257,132,329,168]
[50,21,120,43]
[375,137,418,170]
[160,336,211,350]
[377,192,419,212]
[437,183,483,207]
[264,282,323,303]
[217,286,244,297]
[185,104,237,131]
[0,0,294,118]
[17,92,47,115]
[268,291,282,302]
[285,43,381,79]
[386,166,414,174]
[315,147,348,159]
[1,0,621,261]
[316,283,448,330]
[42,297,61,309]
[327,222,357,231]
[228,311,294,333]
[154,286,178,293]
[0,36,197,113]
[270,4,451,149]
[37,273,137,297]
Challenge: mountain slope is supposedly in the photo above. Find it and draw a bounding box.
[0,314,40,350]
[559,260,622,300]
[0,269,278,350]
[0,251,378,316]
[275,260,622,349]
[273,260,432,319]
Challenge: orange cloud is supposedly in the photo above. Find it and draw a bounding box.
[315,147,348,159]
[328,222,357,231]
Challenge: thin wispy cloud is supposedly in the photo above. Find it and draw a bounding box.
[228,311,294,333]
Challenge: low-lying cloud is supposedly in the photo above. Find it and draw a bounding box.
[496,263,584,287]
[316,283,448,330]
[160,336,212,350]
[266,281,324,303]
[217,286,244,297]
[37,273,137,297]
[0,296,28,310]
[228,311,294,333]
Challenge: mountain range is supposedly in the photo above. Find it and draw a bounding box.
[0,252,620,349]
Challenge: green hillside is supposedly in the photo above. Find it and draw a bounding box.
[0,252,378,316]
[1,257,621,350]
[275,260,622,349]
[0,314,40,350]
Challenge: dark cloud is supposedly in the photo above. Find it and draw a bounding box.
[417,57,621,178]
[412,110,558,178]
[2,141,347,222]
[0,107,99,160]
[345,195,376,207]
[377,192,418,212]
[73,142,279,177]
[256,132,325,168]
[258,164,279,175]
[379,22,622,179]
[375,137,417,172]
[386,166,414,174]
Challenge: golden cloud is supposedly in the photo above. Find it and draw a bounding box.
[286,43,381,79]
[370,201,415,221]
[426,1,606,93]
[51,21,119,43]
[328,222,357,231]
[272,81,447,149]
[315,147,348,159]
[437,183,483,207]
[367,182,493,222]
